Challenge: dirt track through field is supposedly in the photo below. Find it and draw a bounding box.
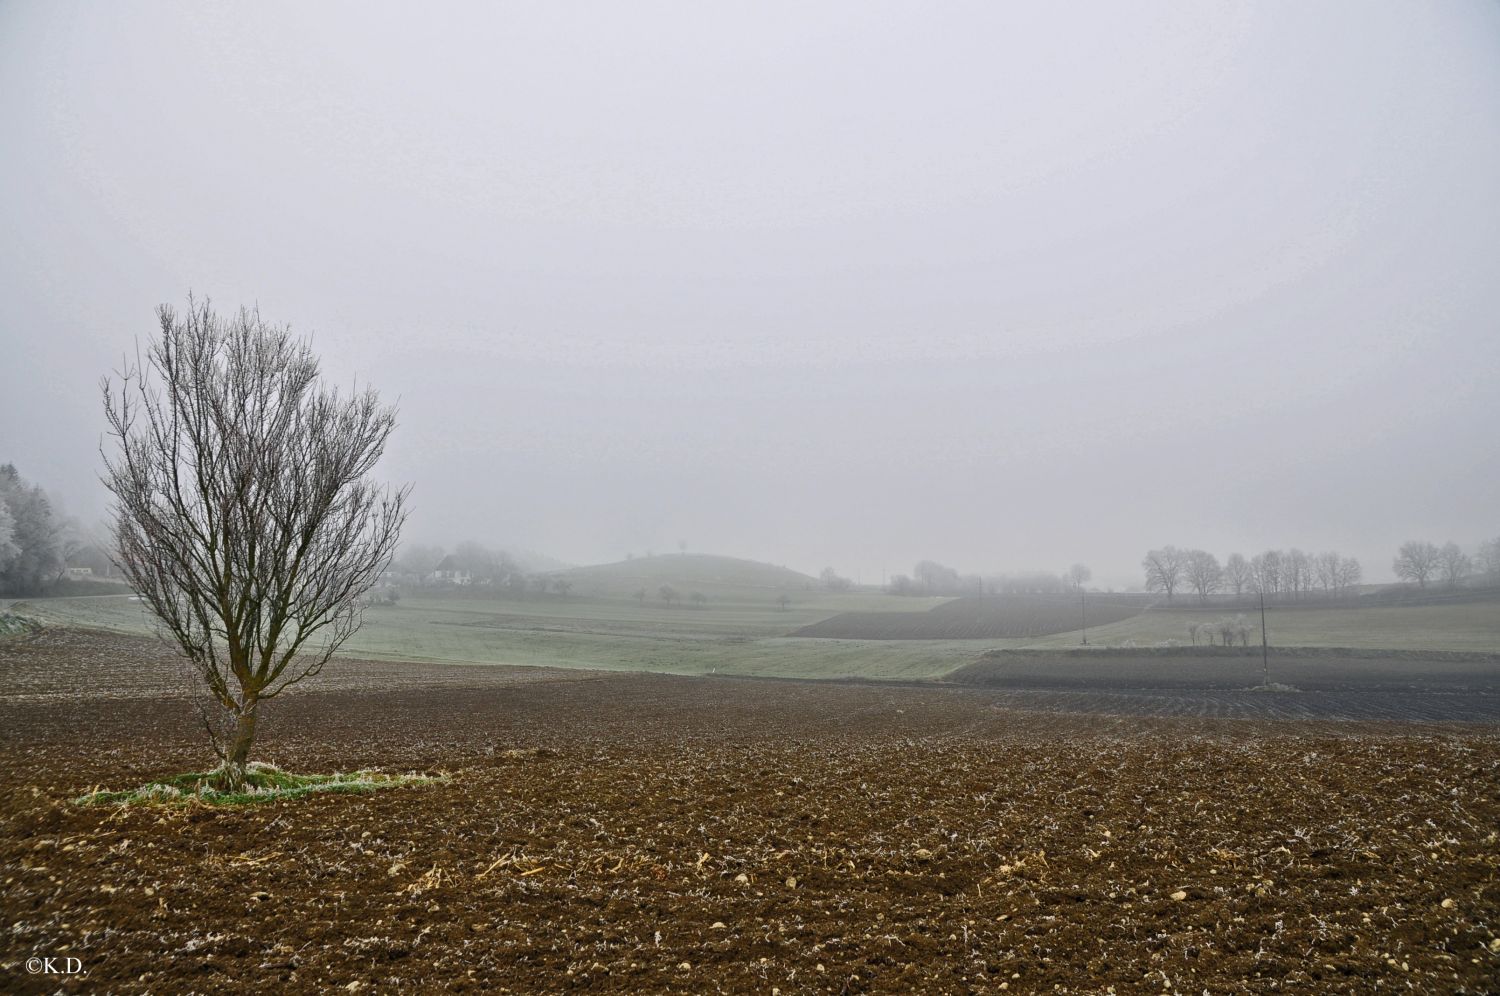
[2,629,1499,994]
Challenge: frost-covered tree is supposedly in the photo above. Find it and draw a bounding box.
[0,500,17,580]
[0,465,63,595]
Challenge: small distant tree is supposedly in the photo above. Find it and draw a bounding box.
[658,584,678,606]
[1142,546,1186,601]
[690,591,707,608]
[1216,618,1237,647]
[554,578,574,597]
[633,587,646,605]
[101,299,408,791]
[776,592,790,611]
[913,560,961,595]
[1066,563,1091,592]
[1393,540,1440,588]
[1437,542,1471,588]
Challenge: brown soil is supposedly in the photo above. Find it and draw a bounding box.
[947,648,1500,722]
[2,629,1498,994]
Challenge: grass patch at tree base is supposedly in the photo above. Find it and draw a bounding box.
[72,762,446,807]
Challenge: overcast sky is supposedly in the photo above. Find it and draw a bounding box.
[2,1,1497,587]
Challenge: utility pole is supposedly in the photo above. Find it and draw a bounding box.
[1080,587,1088,646]
[1259,587,1270,685]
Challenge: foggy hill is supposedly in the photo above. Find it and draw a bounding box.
[504,547,575,574]
[556,554,817,600]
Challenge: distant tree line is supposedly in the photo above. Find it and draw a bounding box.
[888,560,985,597]
[640,584,709,608]
[391,540,572,597]
[1392,538,1499,589]
[886,561,1095,597]
[819,567,853,592]
[1142,546,1362,603]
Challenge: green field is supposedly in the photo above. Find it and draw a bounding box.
[1022,600,1500,653]
[9,570,1499,681]
[6,589,990,681]
[551,553,822,602]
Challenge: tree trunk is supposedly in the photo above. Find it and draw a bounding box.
[224,699,259,791]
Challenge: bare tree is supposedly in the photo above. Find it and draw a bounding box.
[1141,546,1186,601]
[1393,540,1440,588]
[1313,551,1340,594]
[1223,553,1253,597]
[658,583,679,606]
[1251,550,1283,598]
[1285,548,1311,599]
[1184,549,1222,603]
[101,299,407,790]
[1066,563,1091,592]
[1479,537,1500,581]
[1437,542,1471,588]
[1336,556,1362,597]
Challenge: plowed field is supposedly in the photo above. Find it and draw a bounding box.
[2,629,1498,994]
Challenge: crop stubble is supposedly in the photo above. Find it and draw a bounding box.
[1,630,1498,993]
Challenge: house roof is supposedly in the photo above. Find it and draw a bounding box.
[433,554,472,573]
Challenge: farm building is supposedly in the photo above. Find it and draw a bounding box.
[428,554,474,585]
